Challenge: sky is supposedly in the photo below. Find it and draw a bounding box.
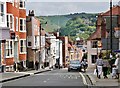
[26,0,120,16]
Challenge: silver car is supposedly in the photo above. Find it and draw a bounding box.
[68,60,82,72]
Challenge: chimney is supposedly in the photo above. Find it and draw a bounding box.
[28,10,35,16]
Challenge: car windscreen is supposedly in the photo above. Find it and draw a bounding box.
[70,61,80,64]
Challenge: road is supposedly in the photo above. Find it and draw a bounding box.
[2,68,88,88]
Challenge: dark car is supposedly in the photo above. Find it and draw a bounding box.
[68,60,82,72]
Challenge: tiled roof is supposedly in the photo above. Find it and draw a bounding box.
[102,5,120,16]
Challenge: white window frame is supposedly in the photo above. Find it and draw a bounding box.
[16,17,18,31]
[7,14,14,31]
[0,2,4,23]
[5,40,14,58]
[19,0,26,9]
[20,39,26,54]
[15,0,18,8]
[19,18,26,32]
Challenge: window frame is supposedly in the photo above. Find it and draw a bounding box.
[5,40,14,58]
[20,39,26,54]
[16,17,18,31]
[19,18,26,32]
[91,41,98,48]
[7,14,14,31]
[0,2,4,23]
[19,0,26,9]
[91,55,97,64]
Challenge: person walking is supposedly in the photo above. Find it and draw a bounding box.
[35,61,39,70]
[112,54,120,79]
[81,59,88,72]
[96,54,103,79]
[13,62,16,72]
[103,58,110,79]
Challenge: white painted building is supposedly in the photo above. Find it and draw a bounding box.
[46,34,57,68]
[56,39,63,67]
[87,40,102,68]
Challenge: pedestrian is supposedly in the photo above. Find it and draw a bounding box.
[35,61,39,70]
[103,57,110,79]
[13,62,16,72]
[81,59,88,72]
[96,54,103,79]
[112,54,120,79]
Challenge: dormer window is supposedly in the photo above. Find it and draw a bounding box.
[19,0,25,8]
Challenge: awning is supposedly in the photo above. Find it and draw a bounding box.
[0,27,10,40]
[113,50,120,53]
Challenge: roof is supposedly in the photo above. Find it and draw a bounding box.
[102,5,120,16]
[87,26,101,40]
[68,44,72,48]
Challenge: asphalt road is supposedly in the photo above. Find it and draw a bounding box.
[2,68,88,88]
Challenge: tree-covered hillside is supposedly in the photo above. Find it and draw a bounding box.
[37,13,97,40]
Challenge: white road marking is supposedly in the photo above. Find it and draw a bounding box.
[79,72,88,85]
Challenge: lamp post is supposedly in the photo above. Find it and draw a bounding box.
[110,0,113,53]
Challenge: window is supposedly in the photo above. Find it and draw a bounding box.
[0,3,4,22]
[19,0,25,8]
[16,17,18,31]
[35,36,37,46]
[91,55,97,63]
[20,39,26,53]
[7,14,14,30]
[28,42,31,46]
[20,18,26,32]
[6,40,14,57]
[91,41,97,48]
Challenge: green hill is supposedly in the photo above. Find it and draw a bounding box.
[36,13,97,40]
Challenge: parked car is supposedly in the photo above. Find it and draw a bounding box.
[68,60,82,72]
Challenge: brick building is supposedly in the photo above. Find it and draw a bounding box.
[5,0,27,71]
[26,10,40,69]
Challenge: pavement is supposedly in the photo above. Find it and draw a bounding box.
[0,67,51,83]
[85,67,120,87]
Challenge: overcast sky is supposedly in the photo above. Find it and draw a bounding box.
[26,0,119,16]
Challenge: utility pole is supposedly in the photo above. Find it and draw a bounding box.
[110,0,113,53]
[39,24,41,70]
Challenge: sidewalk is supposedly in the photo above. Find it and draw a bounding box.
[86,68,119,87]
[0,67,51,83]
